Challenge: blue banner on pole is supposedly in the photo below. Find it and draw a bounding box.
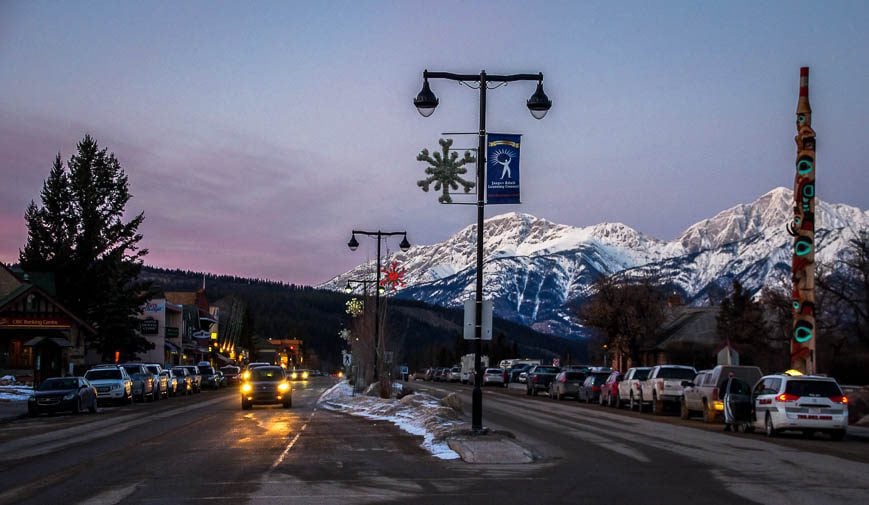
[486,133,521,204]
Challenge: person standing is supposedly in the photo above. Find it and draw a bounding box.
[723,372,736,432]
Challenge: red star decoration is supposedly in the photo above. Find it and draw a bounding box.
[380,261,406,290]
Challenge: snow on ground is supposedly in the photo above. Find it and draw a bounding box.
[0,385,33,402]
[318,381,465,460]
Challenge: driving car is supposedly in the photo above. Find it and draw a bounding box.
[220,365,241,385]
[28,376,98,416]
[241,362,271,381]
[751,373,848,440]
[240,365,292,409]
[289,368,310,381]
[84,366,133,405]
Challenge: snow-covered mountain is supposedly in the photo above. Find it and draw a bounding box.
[321,188,868,337]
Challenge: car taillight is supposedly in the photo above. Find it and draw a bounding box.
[829,395,848,404]
[533,376,539,383]
[776,393,799,402]
[592,386,600,392]
[712,387,719,401]
[559,376,566,383]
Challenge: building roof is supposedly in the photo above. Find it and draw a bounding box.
[655,307,721,351]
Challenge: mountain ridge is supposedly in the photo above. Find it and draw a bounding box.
[321,187,868,338]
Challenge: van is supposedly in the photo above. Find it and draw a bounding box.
[681,365,763,422]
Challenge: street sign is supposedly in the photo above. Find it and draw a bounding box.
[342,352,352,367]
[553,358,560,367]
[463,299,493,340]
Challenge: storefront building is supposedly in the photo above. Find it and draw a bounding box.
[0,265,93,383]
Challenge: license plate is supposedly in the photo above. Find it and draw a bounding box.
[809,407,820,414]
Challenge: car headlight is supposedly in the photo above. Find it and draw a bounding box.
[278,382,290,392]
[111,384,121,391]
[301,372,309,380]
[63,392,76,400]
[241,383,252,393]
[242,371,250,380]
[291,372,298,380]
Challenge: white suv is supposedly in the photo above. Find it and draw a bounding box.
[84,366,133,405]
[751,373,848,440]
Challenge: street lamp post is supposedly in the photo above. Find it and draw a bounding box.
[347,230,411,382]
[414,70,551,433]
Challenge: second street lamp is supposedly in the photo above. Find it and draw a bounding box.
[347,230,410,383]
[414,69,551,433]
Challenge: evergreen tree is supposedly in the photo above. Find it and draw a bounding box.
[716,280,770,366]
[20,135,154,360]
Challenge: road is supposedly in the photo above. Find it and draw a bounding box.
[0,378,866,505]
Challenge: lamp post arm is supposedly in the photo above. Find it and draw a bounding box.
[424,70,543,83]
[351,230,407,238]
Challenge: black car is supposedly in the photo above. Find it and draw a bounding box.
[241,366,292,410]
[28,377,98,416]
[220,365,241,385]
[525,365,561,396]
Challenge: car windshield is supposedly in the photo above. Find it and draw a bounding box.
[85,369,121,380]
[658,368,696,380]
[484,369,501,374]
[121,366,141,375]
[38,378,78,391]
[221,367,239,374]
[198,367,214,375]
[146,366,160,374]
[565,372,587,380]
[633,369,650,380]
[172,369,186,376]
[785,380,842,397]
[251,368,284,381]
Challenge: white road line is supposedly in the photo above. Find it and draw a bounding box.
[74,482,142,505]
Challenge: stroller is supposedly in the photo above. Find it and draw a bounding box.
[723,377,754,433]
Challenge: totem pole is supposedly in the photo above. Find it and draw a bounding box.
[787,67,816,374]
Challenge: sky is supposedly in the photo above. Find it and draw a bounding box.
[1,0,867,286]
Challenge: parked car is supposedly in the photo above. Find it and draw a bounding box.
[448,367,462,383]
[617,367,651,410]
[578,371,611,403]
[681,365,763,422]
[639,365,697,414]
[525,365,561,396]
[118,363,158,402]
[161,369,180,397]
[548,371,586,400]
[84,366,133,405]
[197,365,221,389]
[145,364,169,399]
[176,365,202,392]
[507,363,533,384]
[482,368,505,386]
[130,372,157,402]
[240,365,292,409]
[171,367,194,395]
[599,371,623,407]
[28,376,98,416]
[751,373,848,440]
[220,365,241,385]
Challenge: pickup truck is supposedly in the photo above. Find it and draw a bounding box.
[525,365,561,396]
[681,365,763,422]
[639,365,697,415]
[617,367,651,410]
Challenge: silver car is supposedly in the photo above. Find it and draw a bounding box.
[84,366,133,405]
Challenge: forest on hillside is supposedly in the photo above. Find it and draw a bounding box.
[141,267,587,372]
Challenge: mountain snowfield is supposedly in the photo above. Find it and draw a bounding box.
[321,188,868,338]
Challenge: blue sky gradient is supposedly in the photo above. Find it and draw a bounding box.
[1,1,867,284]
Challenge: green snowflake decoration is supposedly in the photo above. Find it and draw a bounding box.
[345,298,363,318]
[416,138,476,204]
